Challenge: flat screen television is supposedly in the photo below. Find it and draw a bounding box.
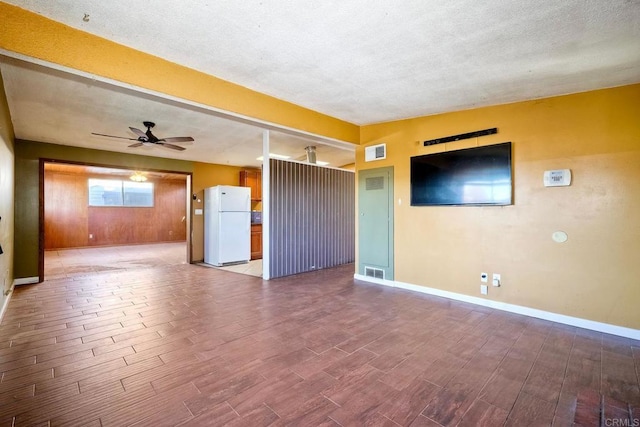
[410,142,512,206]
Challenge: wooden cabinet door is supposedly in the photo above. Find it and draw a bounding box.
[250,224,262,260]
[240,169,261,201]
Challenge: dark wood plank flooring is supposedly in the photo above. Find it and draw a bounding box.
[1,255,639,426]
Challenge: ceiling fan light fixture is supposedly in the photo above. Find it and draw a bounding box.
[91,122,193,152]
[130,171,147,182]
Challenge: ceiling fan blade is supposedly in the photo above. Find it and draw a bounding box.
[158,142,186,151]
[128,142,144,148]
[129,127,147,138]
[159,136,194,143]
[91,132,138,141]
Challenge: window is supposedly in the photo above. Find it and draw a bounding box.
[89,179,154,207]
[123,181,154,206]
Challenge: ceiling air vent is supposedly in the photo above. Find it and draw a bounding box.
[364,266,385,279]
[365,143,386,162]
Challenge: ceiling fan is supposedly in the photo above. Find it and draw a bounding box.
[91,121,194,151]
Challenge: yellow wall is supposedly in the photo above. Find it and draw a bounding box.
[191,162,245,262]
[0,2,359,145]
[358,84,640,330]
[0,69,15,313]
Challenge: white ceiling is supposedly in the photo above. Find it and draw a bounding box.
[2,1,639,167]
[0,57,355,168]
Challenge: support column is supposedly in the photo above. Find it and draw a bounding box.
[262,130,270,280]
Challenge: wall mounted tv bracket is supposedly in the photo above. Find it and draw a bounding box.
[423,128,497,147]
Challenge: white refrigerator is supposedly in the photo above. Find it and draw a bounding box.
[204,185,251,266]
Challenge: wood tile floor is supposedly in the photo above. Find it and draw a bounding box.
[2,261,639,426]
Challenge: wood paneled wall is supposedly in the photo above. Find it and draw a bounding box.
[45,170,187,249]
[44,171,90,249]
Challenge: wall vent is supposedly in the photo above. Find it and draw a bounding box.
[365,144,386,162]
[364,266,385,279]
[365,176,384,191]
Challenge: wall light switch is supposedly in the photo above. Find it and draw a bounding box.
[480,285,488,295]
[492,273,501,287]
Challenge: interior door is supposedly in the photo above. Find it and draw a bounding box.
[358,167,394,280]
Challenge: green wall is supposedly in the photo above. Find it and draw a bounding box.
[0,70,15,314]
[14,140,193,279]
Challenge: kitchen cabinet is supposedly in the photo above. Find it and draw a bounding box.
[239,169,261,201]
[251,224,262,260]
[242,169,262,260]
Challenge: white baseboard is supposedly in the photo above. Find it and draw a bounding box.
[0,288,14,323]
[354,274,640,341]
[14,277,39,286]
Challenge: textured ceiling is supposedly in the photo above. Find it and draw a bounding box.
[4,0,639,124]
[2,1,639,167]
[0,57,355,168]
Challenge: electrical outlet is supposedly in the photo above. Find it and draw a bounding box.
[480,272,488,283]
[480,285,488,295]
[492,273,501,287]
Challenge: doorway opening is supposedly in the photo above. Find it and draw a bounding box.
[41,161,191,280]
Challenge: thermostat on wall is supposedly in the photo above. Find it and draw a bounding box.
[543,169,571,187]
